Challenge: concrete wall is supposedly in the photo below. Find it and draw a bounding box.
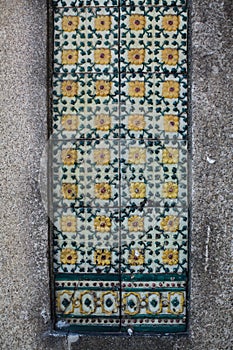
[0,0,232,349]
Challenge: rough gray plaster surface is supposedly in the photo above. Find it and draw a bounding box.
[0,0,232,349]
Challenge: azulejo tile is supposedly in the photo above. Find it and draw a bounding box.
[52,139,120,208]
[53,207,120,241]
[120,205,188,275]
[120,73,187,114]
[120,139,187,207]
[54,7,119,73]
[52,104,119,140]
[120,6,187,73]
[120,104,187,140]
[54,238,120,273]
[53,73,119,113]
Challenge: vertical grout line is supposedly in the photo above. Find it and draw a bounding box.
[117,0,123,332]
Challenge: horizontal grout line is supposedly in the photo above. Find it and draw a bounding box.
[52,5,188,10]
[50,138,188,142]
[53,71,188,76]
[53,205,189,210]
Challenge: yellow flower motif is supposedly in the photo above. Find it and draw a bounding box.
[95,80,112,96]
[61,115,79,131]
[62,16,79,32]
[61,80,78,97]
[160,216,179,232]
[94,249,111,265]
[94,216,112,232]
[61,149,78,165]
[95,114,111,131]
[95,16,111,31]
[129,81,145,97]
[94,48,111,64]
[93,149,110,165]
[162,15,180,31]
[60,248,78,264]
[128,114,146,131]
[95,183,111,200]
[60,216,77,232]
[130,182,146,199]
[128,216,144,232]
[128,249,144,265]
[129,15,146,30]
[162,249,179,265]
[62,183,78,200]
[162,48,179,65]
[128,49,145,65]
[162,148,179,164]
[162,81,180,98]
[162,182,178,199]
[62,50,79,65]
[164,115,179,132]
[128,147,146,164]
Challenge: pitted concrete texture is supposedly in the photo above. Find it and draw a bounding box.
[0,0,232,349]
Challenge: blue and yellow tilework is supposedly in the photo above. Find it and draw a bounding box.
[51,0,188,333]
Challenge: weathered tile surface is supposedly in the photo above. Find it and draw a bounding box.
[51,0,189,334]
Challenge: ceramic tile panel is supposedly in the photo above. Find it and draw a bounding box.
[50,0,189,334]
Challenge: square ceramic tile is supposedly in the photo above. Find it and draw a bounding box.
[52,140,120,208]
[53,73,119,113]
[120,6,187,73]
[119,104,187,140]
[120,73,187,114]
[54,7,119,73]
[53,206,120,241]
[54,238,120,273]
[120,206,188,274]
[120,139,187,207]
[120,206,188,244]
[52,104,119,140]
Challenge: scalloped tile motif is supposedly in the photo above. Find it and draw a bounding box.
[51,0,189,334]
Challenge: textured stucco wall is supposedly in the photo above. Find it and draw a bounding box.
[0,0,232,349]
